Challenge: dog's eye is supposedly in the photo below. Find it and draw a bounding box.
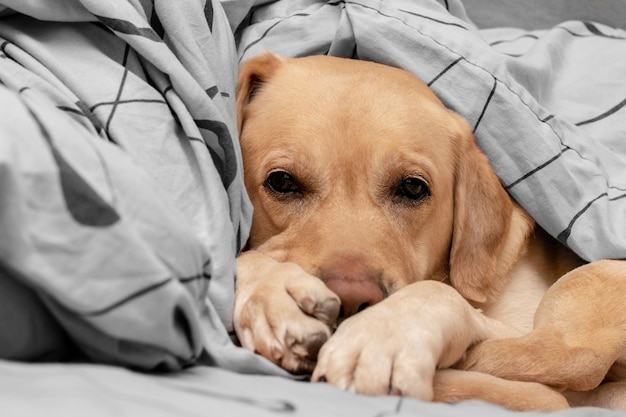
[264,171,302,195]
[396,177,430,202]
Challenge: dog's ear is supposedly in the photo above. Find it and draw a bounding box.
[236,51,284,132]
[449,114,534,303]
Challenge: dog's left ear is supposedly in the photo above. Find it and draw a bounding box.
[448,114,534,303]
[236,51,285,132]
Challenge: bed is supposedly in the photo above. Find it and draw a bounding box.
[0,0,624,415]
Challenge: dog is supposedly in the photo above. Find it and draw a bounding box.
[233,51,626,411]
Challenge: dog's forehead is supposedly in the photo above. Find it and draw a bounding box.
[253,58,454,143]
[275,56,443,108]
[242,56,459,182]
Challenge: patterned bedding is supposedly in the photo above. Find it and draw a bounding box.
[0,0,624,415]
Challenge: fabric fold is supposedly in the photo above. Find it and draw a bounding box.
[0,0,262,371]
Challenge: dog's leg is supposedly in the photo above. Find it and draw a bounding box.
[564,381,626,409]
[460,260,626,392]
[234,250,340,374]
[311,280,518,400]
[433,369,569,411]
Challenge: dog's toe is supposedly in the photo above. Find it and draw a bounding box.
[277,317,333,374]
[286,278,340,327]
[289,329,327,359]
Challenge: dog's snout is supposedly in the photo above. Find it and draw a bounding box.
[321,264,384,319]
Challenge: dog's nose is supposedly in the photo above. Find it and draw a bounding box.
[321,266,384,319]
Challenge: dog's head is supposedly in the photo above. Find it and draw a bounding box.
[237,52,533,317]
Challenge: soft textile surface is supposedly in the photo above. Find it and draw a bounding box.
[0,0,625,415]
[0,0,279,373]
[463,0,626,30]
[2,359,626,417]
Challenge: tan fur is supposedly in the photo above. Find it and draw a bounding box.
[234,51,626,411]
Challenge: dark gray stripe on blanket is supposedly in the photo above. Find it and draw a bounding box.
[583,22,626,40]
[344,1,469,34]
[195,119,238,188]
[82,270,209,316]
[397,7,469,30]
[206,86,219,99]
[205,0,214,32]
[489,33,539,47]
[557,192,608,245]
[555,23,626,40]
[576,96,626,126]
[76,100,105,133]
[427,57,463,86]
[90,98,168,113]
[472,77,497,133]
[611,192,626,202]
[58,102,105,134]
[103,45,132,142]
[163,381,297,412]
[505,149,567,190]
[556,26,591,38]
[57,105,84,116]
[395,396,406,413]
[236,226,243,252]
[95,15,162,42]
[150,7,165,38]
[179,272,211,283]
[26,107,120,227]
[81,278,172,316]
[240,12,312,58]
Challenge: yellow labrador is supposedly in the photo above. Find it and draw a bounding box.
[233,52,626,411]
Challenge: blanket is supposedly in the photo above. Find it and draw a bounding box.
[0,0,625,415]
[0,0,280,373]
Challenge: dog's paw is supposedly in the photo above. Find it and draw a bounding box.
[234,251,340,374]
[311,300,436,399]
[311,280,496,399]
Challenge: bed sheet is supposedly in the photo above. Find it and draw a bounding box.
[2,359,626,417]
[0,0,624,415]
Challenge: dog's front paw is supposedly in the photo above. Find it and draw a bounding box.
[311,280,496,399]
[234,251,340,374]
[311,301,437,400]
